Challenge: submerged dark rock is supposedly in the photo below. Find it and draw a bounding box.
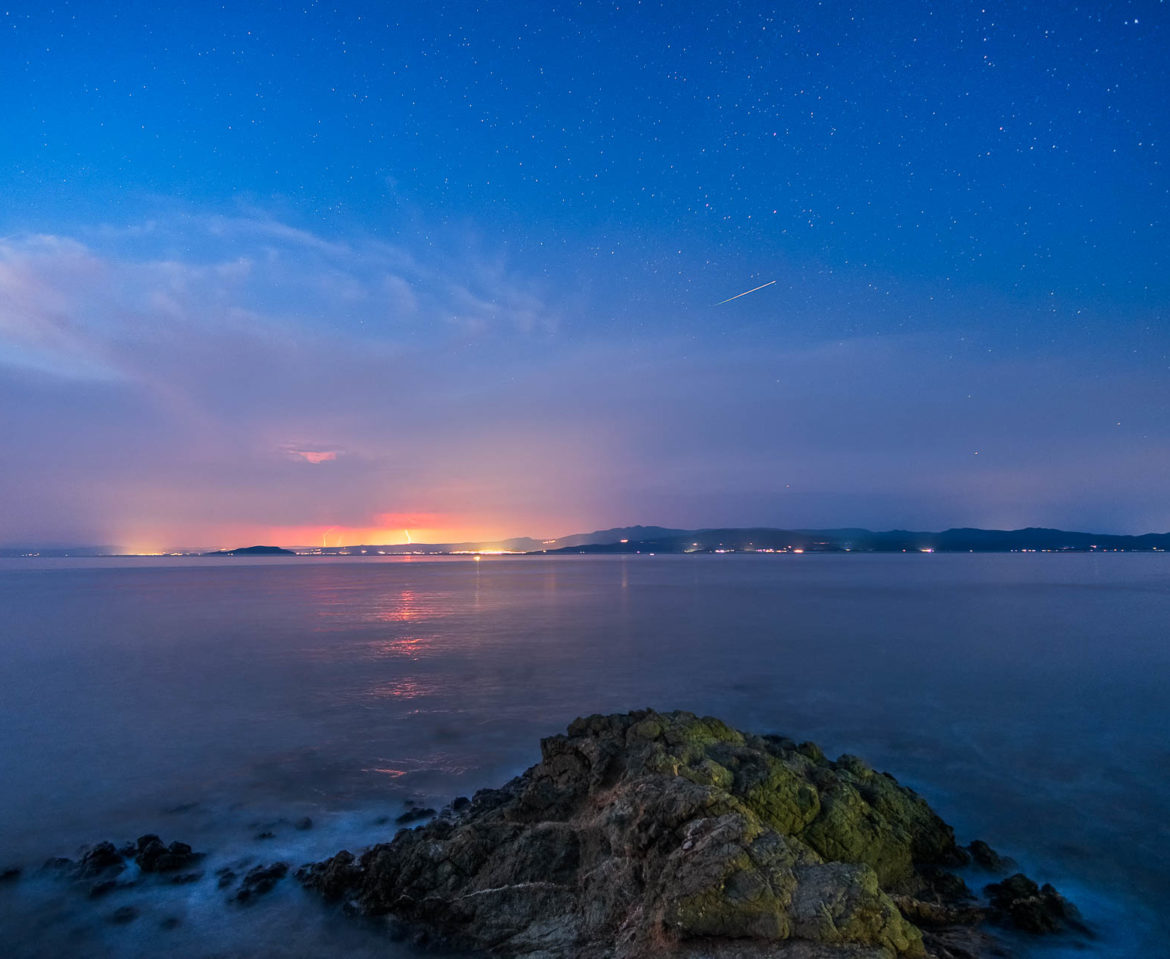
[78,841,124,878]
[230,862,289,904]
[41,856,74,872]
[984,874,1083,935]
[37,835,202,898]
[136,836,199,873]
[299,709,1082,958]
[88,877,128,899]
[394,805,437,825]
[965,841,1014,874]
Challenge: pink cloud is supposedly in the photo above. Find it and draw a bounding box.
[285,447,339,464]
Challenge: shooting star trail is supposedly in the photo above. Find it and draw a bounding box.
[714,279,776,306]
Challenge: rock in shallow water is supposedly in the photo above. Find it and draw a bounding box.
[297,709,1087,958]
[108,905,139,924]
[230,862,289,904]
[984,874,1083,935]
[964,841,1014,874]
[135,835,199,873]
[395,805,437,825]
[78,841,124,878]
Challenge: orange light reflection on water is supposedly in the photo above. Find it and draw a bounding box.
[367,589,442,624]
[367,678,436,700]
[363,636,435,660]
[362,754,473,778]
[309,581,445,635]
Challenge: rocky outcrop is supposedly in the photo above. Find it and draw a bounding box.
[983,874,1082,935]
[221,862,290,904]
[298,709,1084,958]
[35,834,204,898]
[134,835,199,874]
[28,835,285,906]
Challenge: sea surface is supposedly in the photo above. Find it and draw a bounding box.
[0,553,1166,957]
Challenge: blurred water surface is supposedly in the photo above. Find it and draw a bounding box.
[0,553,1166,957]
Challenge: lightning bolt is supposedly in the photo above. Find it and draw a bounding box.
[404,529,412,544]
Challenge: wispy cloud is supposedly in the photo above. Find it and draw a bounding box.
[0,234,123,380]
[1,210,1167,546]
[0,213,596,545]
[282,446,341,464]
[1,213,561,383]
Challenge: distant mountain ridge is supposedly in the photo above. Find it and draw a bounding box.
[304,525,693,556]
[4,525,1169,557]
[303,525,1170,556]
[203,545,296,557]
[540,526,1170,554]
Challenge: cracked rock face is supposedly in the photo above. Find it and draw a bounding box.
[298,710,1075,958]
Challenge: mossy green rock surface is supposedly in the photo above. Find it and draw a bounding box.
[299,710,1068,958]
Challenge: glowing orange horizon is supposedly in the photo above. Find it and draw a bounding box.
[110,507,604,554]
[226,523,504,550]
[117,517,534,553]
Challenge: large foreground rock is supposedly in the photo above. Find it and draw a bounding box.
[299,710,1079,958]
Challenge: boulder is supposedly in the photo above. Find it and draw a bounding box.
[984,874,1081,934]
[78,841,124,878]
[300,710,1080,957]
[395,806,437,825]
[230,862,289,904]
[136,836,198,873]
[965,841,1013,873]
[38,835,202,893]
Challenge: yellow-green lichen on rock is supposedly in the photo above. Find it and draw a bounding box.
[298,709,1063,959]
[741,757,823,835]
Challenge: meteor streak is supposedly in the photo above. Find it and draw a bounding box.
[714,279,776,305]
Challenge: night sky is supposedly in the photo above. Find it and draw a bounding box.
[1,1,1167,548]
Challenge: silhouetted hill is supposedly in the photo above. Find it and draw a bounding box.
[204,545,296,556]
[545,525,691,549]
[7,526,1169,558]
[307,526,692,556]
[539,526,1170,554]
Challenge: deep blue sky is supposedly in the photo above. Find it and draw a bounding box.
[1,1,1167,546]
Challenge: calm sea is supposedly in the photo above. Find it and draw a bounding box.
[0,554,1166,957]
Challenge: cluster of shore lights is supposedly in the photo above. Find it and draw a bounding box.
[449,549,523,555]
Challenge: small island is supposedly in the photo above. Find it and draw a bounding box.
[202,545,296,556]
